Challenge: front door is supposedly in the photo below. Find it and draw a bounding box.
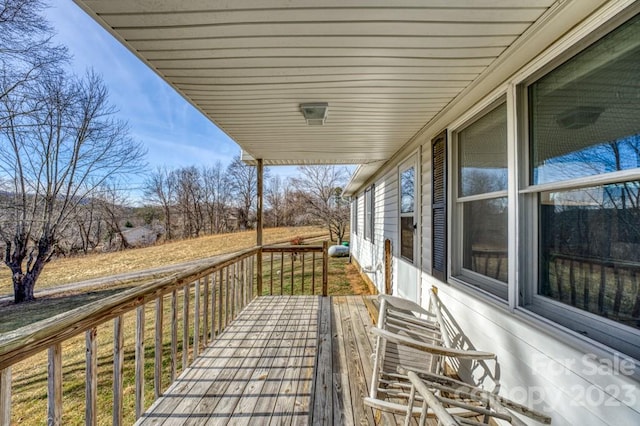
[396,154,420,302]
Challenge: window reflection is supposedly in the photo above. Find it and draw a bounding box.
[401,167,415,213]
[539,181,640,329]
[529,14,640,185]
[462,197,508,283]
[459,103,508,197]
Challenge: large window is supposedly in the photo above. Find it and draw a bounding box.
[524,13,640,359]
[454,102,508,298]
[364,185,374,241]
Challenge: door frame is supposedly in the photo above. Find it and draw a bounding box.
[396,151,421,301]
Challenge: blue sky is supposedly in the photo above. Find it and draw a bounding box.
[45,0,301,193]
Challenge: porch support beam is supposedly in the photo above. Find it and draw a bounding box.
[256,158,264,246]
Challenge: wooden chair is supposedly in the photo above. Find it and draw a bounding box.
[365,293,552,425]
[364,294,497,424]
[404,369,552,425]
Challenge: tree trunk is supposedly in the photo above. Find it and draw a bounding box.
[13,272,36,303]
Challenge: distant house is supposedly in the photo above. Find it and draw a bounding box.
[120,226,164,248]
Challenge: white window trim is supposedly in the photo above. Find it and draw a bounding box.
[352,196,358,236]
[364,185,374,242]
[442,2,640,363]
[515,8,640,361]
[450,97,510,300]
[399,153,420,264]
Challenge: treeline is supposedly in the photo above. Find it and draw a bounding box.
[141,158,319,242]
[41,162,350,256]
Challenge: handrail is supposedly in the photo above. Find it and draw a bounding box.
[0,246,258,371]
[0,242,332,425]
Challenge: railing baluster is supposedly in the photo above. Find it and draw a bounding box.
[290,252,294,295]
[312,252,316,294]
[211,273,217,341]
[231,263,236,320]
[135,306,145,419]
[0,367,10,426]
[280,251,284,295]
[270,252,274,295]
[239,260,244,312]
[322,241,328,297]
[218,269,224,334]
[249,255,254,301]
[48,343,62,426]
[154,297,163,399]
[194,280,200,358]
[170,290,178,382]
[225,266,230,327]
[183,285,190,369]
[301,253,305,294]
[257,247,263,296]
[203,275,210,346]
[113,316,124,426]
[85,328,97,426]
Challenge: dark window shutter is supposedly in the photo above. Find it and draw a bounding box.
[432,131,447,281]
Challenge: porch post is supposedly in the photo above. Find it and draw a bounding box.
[256,158,263,246]
[256,159,264,296]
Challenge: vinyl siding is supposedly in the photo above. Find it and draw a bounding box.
[434,283,640,425]
[350,168,398,294]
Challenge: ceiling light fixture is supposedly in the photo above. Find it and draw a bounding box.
[556,106,604,129]
[300,102,328,125]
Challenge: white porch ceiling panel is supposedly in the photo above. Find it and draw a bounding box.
[75,0,557,166]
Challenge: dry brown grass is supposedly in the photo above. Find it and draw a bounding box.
[0,226,325,295]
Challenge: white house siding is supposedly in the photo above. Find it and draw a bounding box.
[433,283,640,425]
[350,168,398,294]
[420,136,433,308]
[349,2,640,424]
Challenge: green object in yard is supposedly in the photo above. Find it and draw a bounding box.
[342,241,349,247]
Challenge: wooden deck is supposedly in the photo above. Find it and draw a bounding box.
[136,295,379,425]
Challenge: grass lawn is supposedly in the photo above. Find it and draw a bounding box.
[0,226,326,296]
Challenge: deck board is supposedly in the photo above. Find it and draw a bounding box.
[136,295,384,425]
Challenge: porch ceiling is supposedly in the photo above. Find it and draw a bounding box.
[74,0,557,167]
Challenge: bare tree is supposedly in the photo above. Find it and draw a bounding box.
[291,166,350,243]
[96,183,132,251]
[0,0,67,109]
[265,175,286,227]
[144,166,177,240]
[175,166,204,238]
[0,71,146,303]
[227,156,268,230]
[72,196,103,254]
[201,162,232,234]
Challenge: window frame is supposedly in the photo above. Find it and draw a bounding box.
[517,10,640,360]
[352,196,358,236]
[451,97,510,300]
[364,184,375,242]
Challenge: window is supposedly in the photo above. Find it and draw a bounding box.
[353,196,358,235]
[524,13,640,359]
[453,102,508,299]
[400,164,415,262]
[364,185,374,241]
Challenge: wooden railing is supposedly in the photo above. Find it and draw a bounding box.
[0,243,331,425]
[544,253,640,326]
[258,241,329,297]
